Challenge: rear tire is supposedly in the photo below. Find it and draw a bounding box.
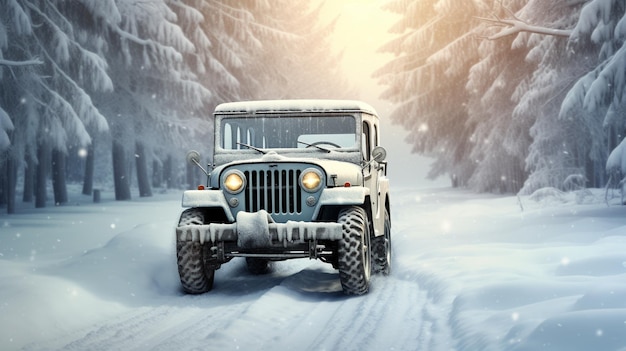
[176,209,215,294]
[337,206,371,295]
[372,209,391,275]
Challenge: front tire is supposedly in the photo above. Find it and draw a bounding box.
[337,206,371,295]
[176,209,215,294]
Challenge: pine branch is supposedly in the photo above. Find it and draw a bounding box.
[0,58,44,66]
[476,11,573,40]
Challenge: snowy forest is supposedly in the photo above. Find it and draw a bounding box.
[0,0,353,214]
[376,0,626,194]
[2,0,626,215]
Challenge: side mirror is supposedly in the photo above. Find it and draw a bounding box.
[186,150,208,176]
[186,150,201,166]
[372,146,387,163]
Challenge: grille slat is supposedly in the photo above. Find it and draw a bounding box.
[244,169,302,214]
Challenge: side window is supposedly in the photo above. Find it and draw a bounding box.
[374,124,379,147]
[222,122,236,149]
[362,121,371,161]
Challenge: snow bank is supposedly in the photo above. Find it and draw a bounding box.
[392,187,626,351]
[1,187,625,350]
[607,137,626,174]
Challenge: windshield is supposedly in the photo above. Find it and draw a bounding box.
[219,115,357,150]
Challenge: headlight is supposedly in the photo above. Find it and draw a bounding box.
[223,170,245,194]
[300,168,323,192]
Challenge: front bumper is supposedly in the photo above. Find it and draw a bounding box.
[176,210,343,248]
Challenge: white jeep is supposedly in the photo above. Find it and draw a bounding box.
[176,100,391,295]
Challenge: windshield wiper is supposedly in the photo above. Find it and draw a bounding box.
[237,142,267,154]
[297,141,332,153]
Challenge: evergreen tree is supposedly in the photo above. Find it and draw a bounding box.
[87,0,210,199]
[1,0,354,211]
[377,0,623,194]
[375,0,490,187]
[557,0,626,190]
[0,0,110,211]
[471,1,582,193]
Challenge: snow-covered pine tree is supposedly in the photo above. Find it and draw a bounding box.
[559,0,626,190]
[465,0,531,193]
[249,1,353,100]
[375,0,488,187]
[0,0,111,211]
[468,0,583,194]
[606,135,626,202]
[169,0,257,187]
[377,0,617,194]
[174,0,247,105]
[87,0,210,199]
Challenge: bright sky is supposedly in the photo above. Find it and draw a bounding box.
[321,0,397,104]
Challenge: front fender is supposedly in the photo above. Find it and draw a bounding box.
[312,187,370,218]
[181,190,235,222]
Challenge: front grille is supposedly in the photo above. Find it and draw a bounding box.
[244,169,302,214]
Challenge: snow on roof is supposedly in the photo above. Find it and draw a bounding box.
[214,99,378,116]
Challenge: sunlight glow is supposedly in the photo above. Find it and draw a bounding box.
[320,0,397,100]
[441,220,452,233]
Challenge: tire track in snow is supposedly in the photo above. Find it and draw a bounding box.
[21,295,254,351]
[307,275,429,351]
[20,259,434,351]
[190,264,430,351]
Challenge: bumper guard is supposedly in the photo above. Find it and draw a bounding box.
[176,210,343,247]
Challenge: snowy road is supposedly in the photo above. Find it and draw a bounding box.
[2,187,626,350]
[29,261,431,351]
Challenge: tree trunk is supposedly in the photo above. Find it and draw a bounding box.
[5,154,17,214]
[0,156,5,208]
[152,159,162,188]
[52,149,68,205]
[164,155,174,189]
[135,142,152,197]
[112,140,131,200]
[23,156,34,202]
[35,143,49,208]
[82,143,95,195]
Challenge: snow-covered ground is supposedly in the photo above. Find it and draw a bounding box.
[1,186,625,350]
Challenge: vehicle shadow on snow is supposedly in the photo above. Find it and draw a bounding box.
[206,259,347,300]
[279,268,346,297]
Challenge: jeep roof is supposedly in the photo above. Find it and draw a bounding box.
[214,99,378,116]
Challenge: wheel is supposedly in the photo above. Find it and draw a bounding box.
[337,206,371,295]
[246,258,270,274]
[372,209,391,275]
[176,209,215,294]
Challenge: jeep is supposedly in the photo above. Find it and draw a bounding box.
[175,99,391,295]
